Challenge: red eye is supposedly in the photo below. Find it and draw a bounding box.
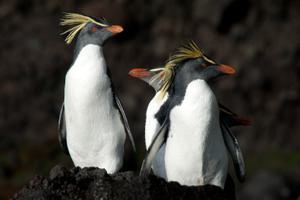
[91,26,98,33]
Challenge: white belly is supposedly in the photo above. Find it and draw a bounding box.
[147,80,228,188]
[64,45,126,173]
[145,92,169,178]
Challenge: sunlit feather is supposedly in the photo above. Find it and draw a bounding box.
[158,41,209,97]
[60,13,109,45]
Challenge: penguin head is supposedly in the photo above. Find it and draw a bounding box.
[179,56,235,81]
[77,22,123,46]
[129,41,235,97]
[128,68,164,92]
[61,13,123,46]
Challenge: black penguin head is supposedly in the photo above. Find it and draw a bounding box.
[77,22,123,46]
[128,68,164,92]
[180,56,236,81]
[128,41,235,97]
[61,13,123,46]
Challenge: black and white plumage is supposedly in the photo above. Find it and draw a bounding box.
[58,13,135,173]
[129,42,249,188]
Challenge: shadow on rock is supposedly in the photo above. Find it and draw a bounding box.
[12,165,230,200]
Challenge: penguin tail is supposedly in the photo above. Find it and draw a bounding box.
[233,116,252,126]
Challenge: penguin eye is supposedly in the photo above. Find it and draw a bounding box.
[198,59,207,68]
[91,26,98,33]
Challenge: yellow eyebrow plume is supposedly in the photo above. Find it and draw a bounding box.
[167,41,203,65]
[158,41,208,98]
[60,12,109,45]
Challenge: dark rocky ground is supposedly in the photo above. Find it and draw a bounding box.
[0,0,300,199]
[12,165,229,200]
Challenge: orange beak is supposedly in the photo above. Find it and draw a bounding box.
[128,68,150,78]
[106,25,123,33]
[217,64,236,75]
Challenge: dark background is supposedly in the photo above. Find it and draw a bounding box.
[1,0,299,199]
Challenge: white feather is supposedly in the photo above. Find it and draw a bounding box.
[145,92,169,177]
[64,44,125,173]
[146,79,228,188]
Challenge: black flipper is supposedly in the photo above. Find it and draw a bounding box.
[219,103,252,127]
[107,66,136,153]
[140,118,169,177]
[221,120,245,182]
[114,96,136,152]
[58,103,69,155]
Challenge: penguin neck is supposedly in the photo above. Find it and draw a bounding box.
[179,79,218,113]
[172,79,220,139]
[72,44,107,74]
[190,80,220,137]
[73,36,103,62]
[173,67,202,94]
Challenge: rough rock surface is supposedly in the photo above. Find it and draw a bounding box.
[12,165,229,200]
[1,0,300,199]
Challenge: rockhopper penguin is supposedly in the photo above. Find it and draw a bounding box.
[129,42,249,188]
[58,13,135,173]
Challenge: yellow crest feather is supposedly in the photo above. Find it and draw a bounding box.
[60,13,109,45]
[159,41,207,98]
[168,41,203,65]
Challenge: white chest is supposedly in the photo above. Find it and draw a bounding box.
[144,92,169,178]
[64,45,126,173]
[148,80,228,188]
[166,80,228,188]
[145,92,169,149]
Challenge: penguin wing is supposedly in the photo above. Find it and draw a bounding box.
[58,103,69,155]
[219,103,252,127]
[140,118,169,176]
[114,96,136,152]
[220,120,245,182]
